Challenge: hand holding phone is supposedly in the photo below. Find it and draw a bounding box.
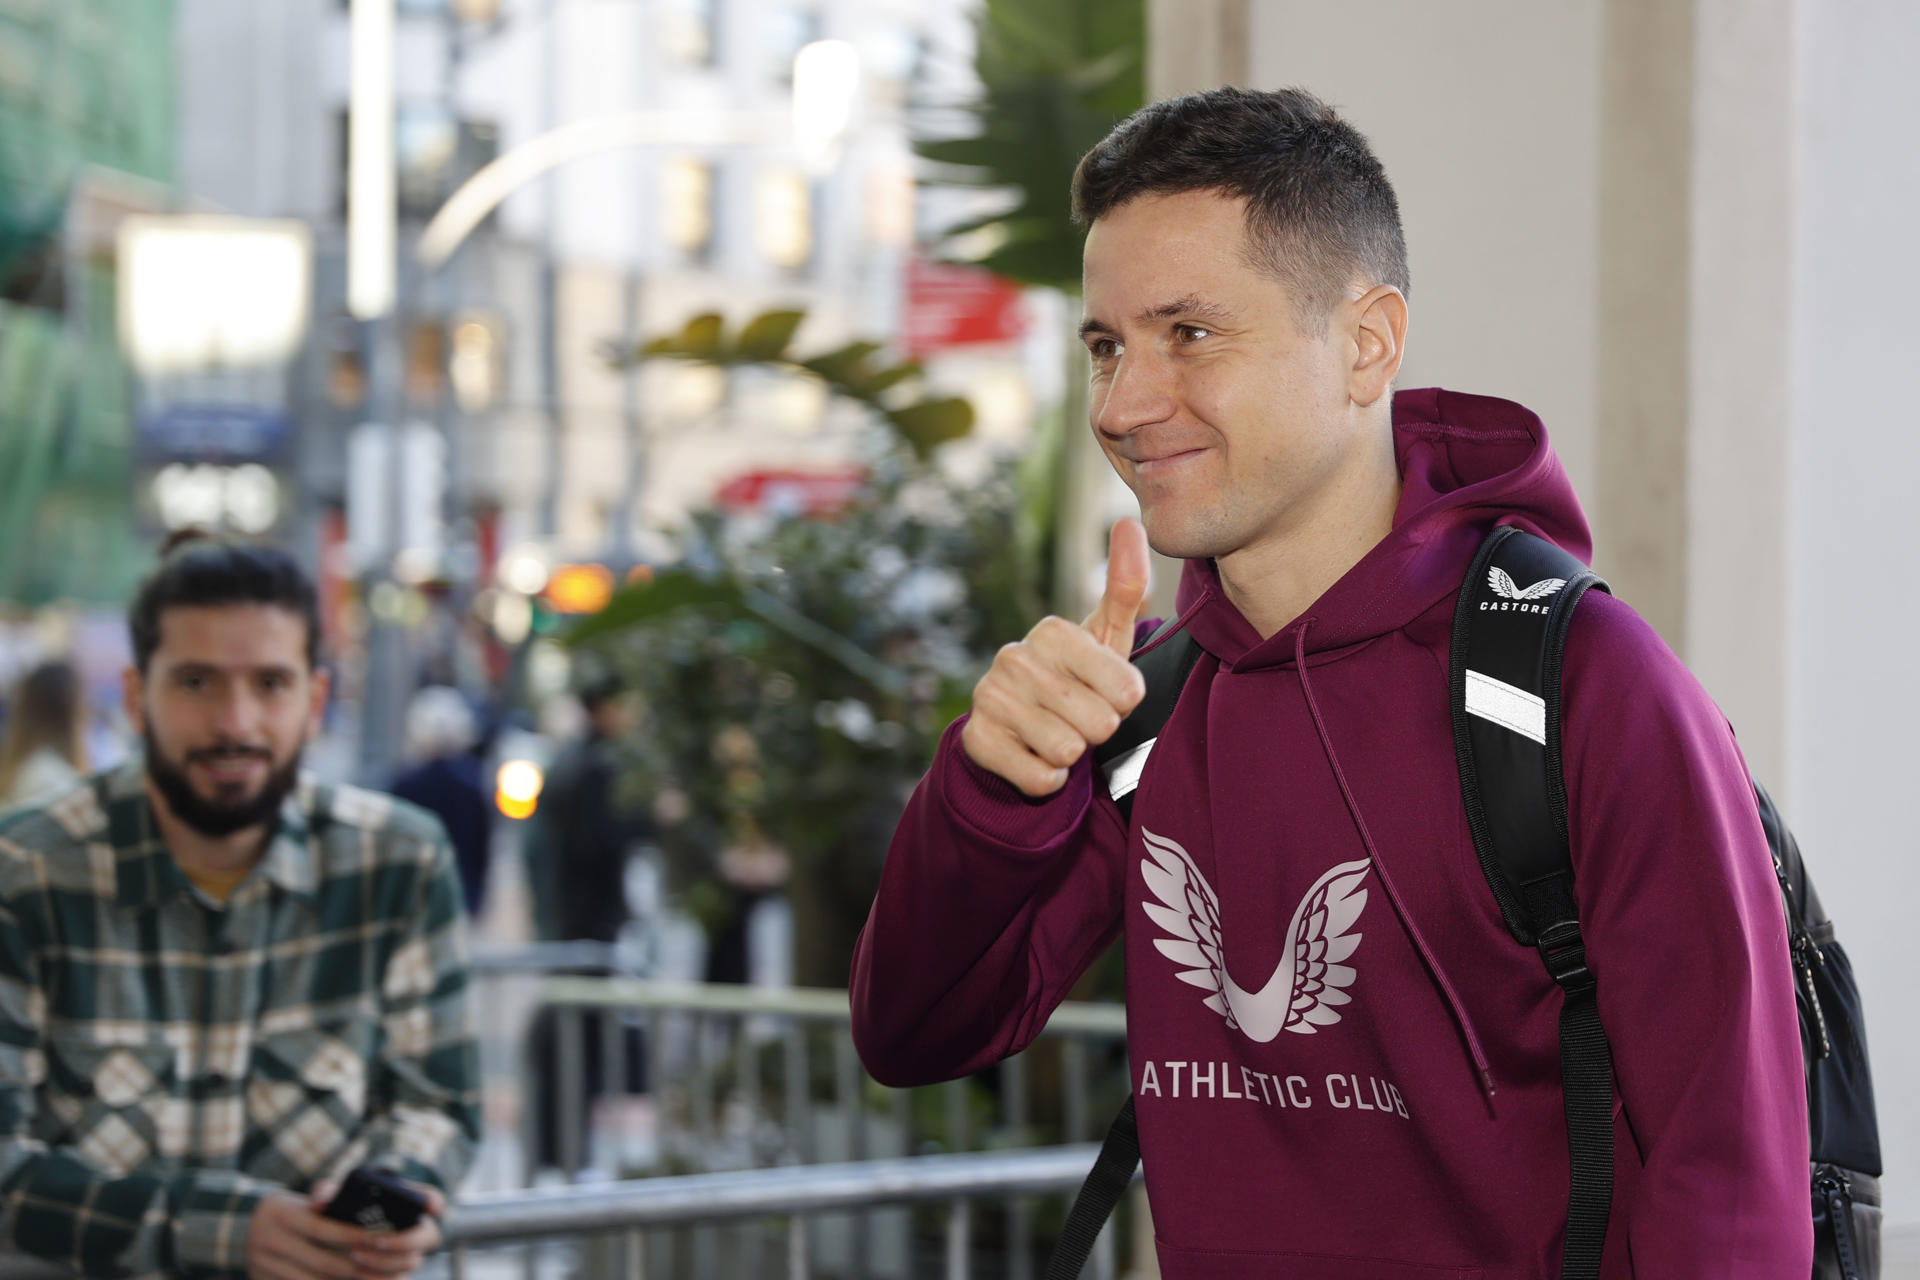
[321,1166,431,1233]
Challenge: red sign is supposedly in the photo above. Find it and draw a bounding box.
[903,259,1028,356]
[714,466,868,517]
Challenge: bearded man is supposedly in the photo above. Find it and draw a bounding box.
[0,534,479,1280]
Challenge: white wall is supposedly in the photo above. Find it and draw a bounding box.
[1246,1,1603,502]
[1789,0,1920,1239]
[1244,0,1920,1249]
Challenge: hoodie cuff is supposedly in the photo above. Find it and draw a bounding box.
[937,716,1092,851]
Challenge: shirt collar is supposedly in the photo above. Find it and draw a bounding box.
[106,759,319,908]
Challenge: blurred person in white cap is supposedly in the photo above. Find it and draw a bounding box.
[390,685,493,918]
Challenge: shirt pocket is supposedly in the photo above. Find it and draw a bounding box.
[40,1034,181,1176]
[245,1024,373,1181]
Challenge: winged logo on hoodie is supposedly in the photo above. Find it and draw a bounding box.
[1487,567,1567,601]
[1139,827,1370,1043]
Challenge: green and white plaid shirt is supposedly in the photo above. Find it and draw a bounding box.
[0,762,481,1278]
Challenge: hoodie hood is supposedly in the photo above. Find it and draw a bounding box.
[1174,387,1592,669]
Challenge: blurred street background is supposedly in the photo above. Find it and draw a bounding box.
[1,0,1918,1275]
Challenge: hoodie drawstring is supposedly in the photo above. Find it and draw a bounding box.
[1292,620,1499,1103]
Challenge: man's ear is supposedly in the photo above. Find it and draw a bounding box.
[1348,284,1409,408]
[306,666,332,742]
[121,666,146,739]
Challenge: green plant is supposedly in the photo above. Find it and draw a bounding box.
[574,312,1038,985]
[914,0,1146,291]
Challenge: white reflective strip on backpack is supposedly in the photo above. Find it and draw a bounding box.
[1464,670,1546,745]
[1103,738,1156,801]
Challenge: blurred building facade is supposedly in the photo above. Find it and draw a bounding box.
[1166,0,1920,1254]
[0,0,174,606]
[174,0,999,580]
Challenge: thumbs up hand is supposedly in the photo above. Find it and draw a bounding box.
[960,519,1150,796]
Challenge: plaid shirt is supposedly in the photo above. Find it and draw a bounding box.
[0,762,481,1278]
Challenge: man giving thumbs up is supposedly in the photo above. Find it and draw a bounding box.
[851,84,1810,1280]
[959,520,1150,798]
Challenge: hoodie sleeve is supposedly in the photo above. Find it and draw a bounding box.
[1559,592,1811,1275]
[850,714,1130,1087]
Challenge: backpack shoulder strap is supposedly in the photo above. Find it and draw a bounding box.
[1450,524,1608,945]
[1049,616,1201,1278]
[1093,616,1203,823]
[1450,524,1614,1280]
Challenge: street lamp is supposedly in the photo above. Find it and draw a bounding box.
[348,0,396,321]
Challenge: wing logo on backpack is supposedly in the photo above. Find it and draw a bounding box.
[1139,827,1370,1043]
[1483,567,1568,614]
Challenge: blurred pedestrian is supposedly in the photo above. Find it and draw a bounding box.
[525,672,649,944]
[523,672,650,1172]
[0,659,88,810]
[391,684,493,917]
[0,532,478,1278]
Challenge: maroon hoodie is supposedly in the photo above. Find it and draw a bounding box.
[852,389,1811,1278]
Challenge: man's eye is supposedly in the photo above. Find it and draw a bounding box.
[179,675,209,693]
[1087,337,1119,360]
[258,674,289,694]
[1174,324,1212,343]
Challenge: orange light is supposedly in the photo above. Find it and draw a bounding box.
[544,563,615,614]
[625,564,654,586]
[495,759,544,819]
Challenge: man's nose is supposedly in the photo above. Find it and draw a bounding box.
[1092,348,1177,438]
[211,687,265,739]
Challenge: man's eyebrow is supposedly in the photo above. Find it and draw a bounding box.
[1079,295,1235,340]
[165,661,299,679]
[1136,294,1234,325]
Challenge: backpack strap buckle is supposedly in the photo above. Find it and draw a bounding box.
[1537,920,1594,994]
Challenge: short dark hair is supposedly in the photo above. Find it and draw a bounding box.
[577,672,627,714]
[129,533,323,673]
[1071,86,1409,331]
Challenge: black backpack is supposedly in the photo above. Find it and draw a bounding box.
[1048,525,1882,1280]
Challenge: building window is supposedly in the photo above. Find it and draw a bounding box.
[660,0,718,67]
[662,157,715,262]
[753,168,812,272]
[396,105,460,219]
[337,109,499,223]
[764,4,818,84]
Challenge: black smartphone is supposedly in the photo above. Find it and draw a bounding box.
[320,1166,429,1233]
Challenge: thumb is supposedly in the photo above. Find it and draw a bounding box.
[1084,517,1150,656]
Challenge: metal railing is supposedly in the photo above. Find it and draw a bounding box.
[444,1144,1136,1280]
[504,974,1132,1279]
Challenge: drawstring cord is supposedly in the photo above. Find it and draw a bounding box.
[1292,620,1499,1102]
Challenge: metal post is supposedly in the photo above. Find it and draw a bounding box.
[736,1020,758,1130]
[692,1013,715,1148]
[355,312,409,777]
[1002,1054,1031,1280]
[1093,1220,1117,1280]
[784,1022,811,1163]
[833,1033,867,1280]
[614,266,647,567]
[647,1007,668,1160]
[623,1227,646,1280]
[1063,1038,1089,1144]
[786,1216,809,1280]
[945,1077,969,1153]
[558,1005,584,1175]
[944,1199,971,1280]
[536,0,562,540]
